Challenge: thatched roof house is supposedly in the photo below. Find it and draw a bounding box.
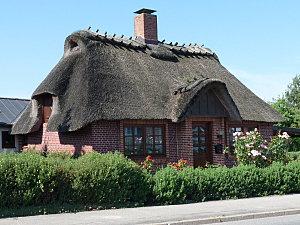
[13,9,282,167]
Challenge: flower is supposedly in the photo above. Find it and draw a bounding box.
[245,144,252,148]
[260,144,268,149]
[282,132,290,139]
[250,150,261,157]
[145,155,153,162]
[262,155,267,160]
[233,131,243,137]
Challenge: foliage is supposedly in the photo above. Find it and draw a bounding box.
[231,130,289,167]
[169,159,189,170]
[288,151,300,161]
[0,152,150,209]
[1,152,299,218]
[141,155,155,171]
[288,137,300,152]
[272,75,300,128]
[70,152,151,206]
[152,161,300,204]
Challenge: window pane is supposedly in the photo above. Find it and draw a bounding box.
[192,136,199,145]
[199,126,205,133]
[134,127,142,137]
[155,136,162,144]
[125,145,133,155]
[193,146,199,153]
[192,126,198,136]
[134,144,143,155]
[125,137,133,145]
[146,136,153,144]
[146,145,153,154]
[134,136,143,145]
[199,146,207,152]
[154,127,162,135]
[2,131,15,149]
[146,127,153,136]
[155,145,163,154]
[192,126,198,132]
[124,127,132,136]
[199,136,205,143]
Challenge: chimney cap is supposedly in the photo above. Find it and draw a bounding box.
[134,8,156,14]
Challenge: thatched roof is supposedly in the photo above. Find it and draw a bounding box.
[12,30,282,134]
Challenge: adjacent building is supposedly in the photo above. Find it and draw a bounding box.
[0,97,29,152]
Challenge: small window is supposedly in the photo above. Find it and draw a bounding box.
[192,125,207,153]
[2,131,15,149]
[124,125,165,156]
[228,127,242,149]
[41,94,53,123]
[69,39,80,52]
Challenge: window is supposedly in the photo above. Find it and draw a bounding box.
[192,125,207,153]
[228,127,242,149]
[41,94,53,123]
[124,125,164,156]
[2,131,15,149]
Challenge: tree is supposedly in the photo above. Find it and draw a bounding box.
[272,75,300,128]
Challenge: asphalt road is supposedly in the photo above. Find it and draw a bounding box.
[213,214,300,225]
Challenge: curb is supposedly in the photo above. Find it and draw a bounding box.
[150,209,300,225]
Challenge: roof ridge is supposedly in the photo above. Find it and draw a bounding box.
[0,97,30,101]
[79,29,218,59]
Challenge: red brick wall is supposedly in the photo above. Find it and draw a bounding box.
[25,118,274,167]
[26,121,120,154]
[176,120,194,166]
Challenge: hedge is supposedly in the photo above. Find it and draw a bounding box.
[0,152,150,209]
[0,152,299,213]
[152,161,300,204]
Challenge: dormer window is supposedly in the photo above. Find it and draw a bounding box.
[69,39,80,52]
[41,94,53,123]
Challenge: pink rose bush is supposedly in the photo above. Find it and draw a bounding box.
[229,129,290,167]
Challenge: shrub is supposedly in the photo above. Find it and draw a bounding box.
[0,153,71,208]
[152,162,300,205]
[288,137,300,152]
[69,152,151,206]
[232,130,289,167]
[0,152,151,209]
[288,151,300,161]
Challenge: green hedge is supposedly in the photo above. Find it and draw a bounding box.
[288,151,300,161]
[0,152,299,213]
[0,152,150,209]
[152,162,300,204]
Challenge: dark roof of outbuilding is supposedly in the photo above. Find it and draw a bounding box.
[0,97,29,126]
[12,30,282,134]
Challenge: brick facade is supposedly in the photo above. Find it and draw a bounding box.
[23,118,274,167]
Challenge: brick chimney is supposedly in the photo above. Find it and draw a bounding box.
[134,8,158,44]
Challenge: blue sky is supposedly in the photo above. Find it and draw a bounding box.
[0,0,299,101]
